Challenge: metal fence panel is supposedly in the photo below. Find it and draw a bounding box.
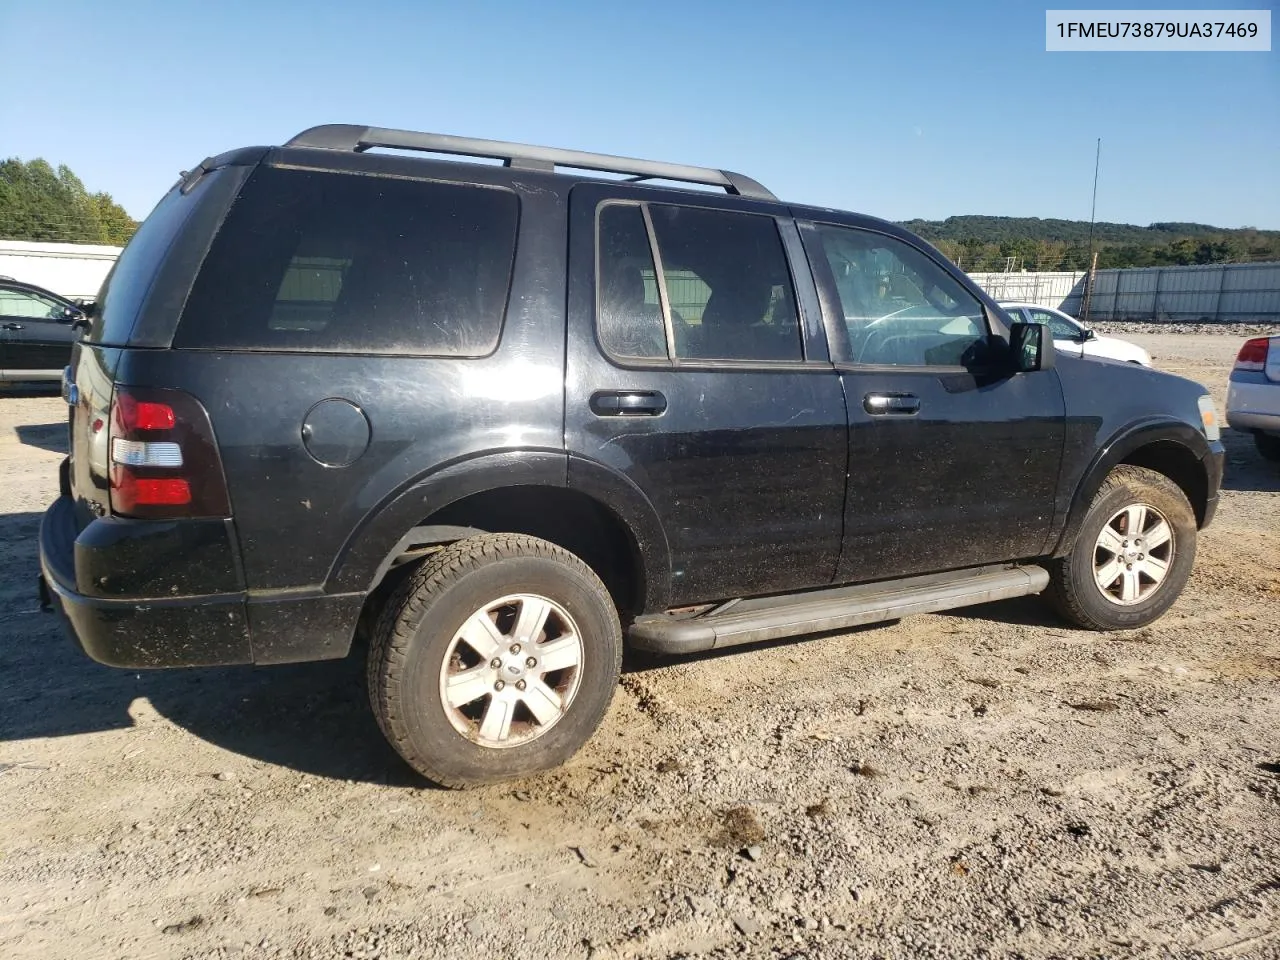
[1219,263,1280,322]
[970,262,1280,323]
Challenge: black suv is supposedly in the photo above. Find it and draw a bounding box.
[39,125,1224,787]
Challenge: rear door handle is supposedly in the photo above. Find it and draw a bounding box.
[590,390,667,417]
[2,322,23,330]
[864,392,920,415]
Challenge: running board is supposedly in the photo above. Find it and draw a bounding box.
[628,564,1049,655]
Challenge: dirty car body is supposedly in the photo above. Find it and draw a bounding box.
[39,126,1225,785]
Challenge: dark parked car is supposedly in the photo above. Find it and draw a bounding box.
[0,278,86,385]
[40,126,1224,787]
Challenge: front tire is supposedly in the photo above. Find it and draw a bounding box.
[1045,465,1196,631]
[368,534,622,787]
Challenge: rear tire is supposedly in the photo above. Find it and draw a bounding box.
[1255,432,1280,462]
[367,533,622,788]
[1045,465,1196,631]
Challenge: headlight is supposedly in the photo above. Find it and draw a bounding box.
[1197,395,1220,441]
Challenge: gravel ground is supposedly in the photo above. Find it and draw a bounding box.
[1,330,1277,960]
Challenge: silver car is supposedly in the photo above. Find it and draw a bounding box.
[1226,335,1280,462]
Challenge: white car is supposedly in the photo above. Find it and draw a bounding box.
[1226,335,1280,462]
[999,301,1151,366]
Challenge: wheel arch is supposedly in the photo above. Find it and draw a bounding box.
[327,450,671,616]
[1053,419,1213,558]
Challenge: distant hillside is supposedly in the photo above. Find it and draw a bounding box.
[896,215,1280,271]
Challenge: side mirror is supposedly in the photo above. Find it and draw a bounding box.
[65,305,92,332]
[61,305,84,323]
[1010,322,1056,372]
[1084,327,1098,341]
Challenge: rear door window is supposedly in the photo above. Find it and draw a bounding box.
[595,201,803,364]
[596,204,667,360]
[176,168,519,356]
[650,205,802,363]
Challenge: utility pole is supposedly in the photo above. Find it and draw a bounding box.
[1081,138,1101,322]
[1081,250,1099,323]
[1086,138,1101,267]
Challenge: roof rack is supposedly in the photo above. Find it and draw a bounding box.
[285,124,777,202]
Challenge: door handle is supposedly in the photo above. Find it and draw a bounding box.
[590,390,667,417]
[2,322,23,330]
[864,392,920,415]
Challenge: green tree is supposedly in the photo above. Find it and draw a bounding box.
[91,193,137,244]
[0,157,137,244]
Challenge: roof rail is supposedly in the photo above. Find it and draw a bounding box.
[285,124,777,202]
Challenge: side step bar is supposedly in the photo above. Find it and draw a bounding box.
[628,564,1050,655]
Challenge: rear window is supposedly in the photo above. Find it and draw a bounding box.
[88,186,199,345]
[175,167,519,356]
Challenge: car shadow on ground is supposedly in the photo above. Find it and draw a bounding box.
[0,507,419,786]
[1,614,420,786]
[0,384,62,399]
[2,626,417,787]
[13,422,67,454]
[936,594,1064,628]
[1221,429,1280,493]
[4,488,1062,789]
[0,489,1169,790]
[5,567,1047,788]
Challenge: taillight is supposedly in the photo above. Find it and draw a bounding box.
[1234,337,1270,372]
[114,393,177,431]
[108,385,231,519]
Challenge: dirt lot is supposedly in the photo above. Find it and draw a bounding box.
[2,330,1277,960]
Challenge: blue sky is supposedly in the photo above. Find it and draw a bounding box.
[2,0,1277,227]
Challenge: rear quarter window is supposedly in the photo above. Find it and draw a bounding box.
[174,167,519,356]
[88,186,200,345]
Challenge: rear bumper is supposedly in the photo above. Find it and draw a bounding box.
[39,494,366,668]
[1226,411,1280,434]
[39,494,252,668]
[1227,375,1280,435]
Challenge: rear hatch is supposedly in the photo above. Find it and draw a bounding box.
[66,144,543,613]
[66,155,262,530]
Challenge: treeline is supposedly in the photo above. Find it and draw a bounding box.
[0,158,137,245]
[900,215,1280,271]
